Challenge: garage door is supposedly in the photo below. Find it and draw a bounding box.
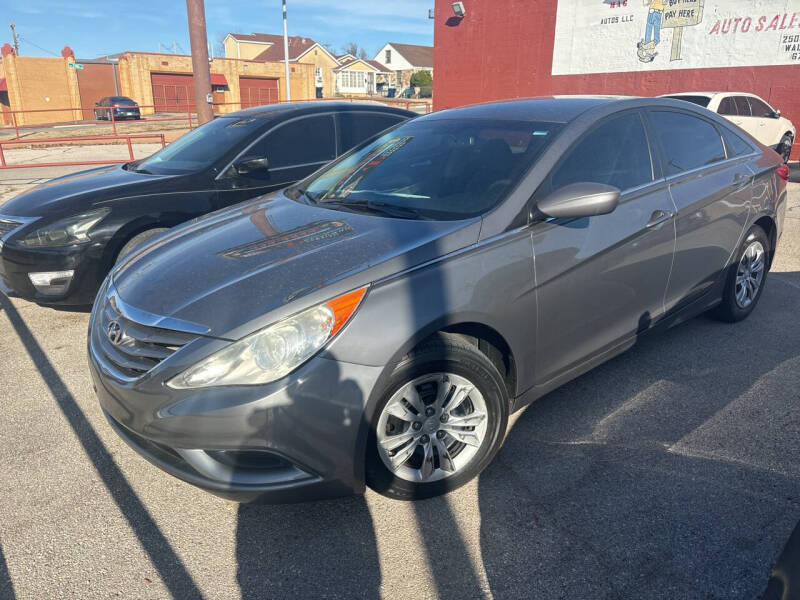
[239,77,279,109]
[151,73,194,113]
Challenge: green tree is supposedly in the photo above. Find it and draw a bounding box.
[410,70,433,87]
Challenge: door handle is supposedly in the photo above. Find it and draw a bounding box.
[646,209,674,228]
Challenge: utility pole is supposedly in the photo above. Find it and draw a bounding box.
[185,0,213,124]
[158,41,162,53]
[282,0,292,101]
[173,40,178,54]
[10,22,20,55]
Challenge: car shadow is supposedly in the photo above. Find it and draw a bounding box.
[477,273,800,598]
[0,543,15,600]
[234,361,381,600]
[0,294,204,599]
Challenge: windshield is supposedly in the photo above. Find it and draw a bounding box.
[294,118,562,220]
[136,116,265,175]
[664,95,712,108]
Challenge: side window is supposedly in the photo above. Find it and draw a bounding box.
[250,115,335,169]
[748,97,773,118]
[721,127,755,158]
[649,111,726,176]
[338,113,406,153]
[550,112,653,192]
[734,96,752,117]
[718,97,737,116]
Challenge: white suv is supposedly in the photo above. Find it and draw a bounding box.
[662,92,795,163]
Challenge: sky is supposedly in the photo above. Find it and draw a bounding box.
[3,0,434,60]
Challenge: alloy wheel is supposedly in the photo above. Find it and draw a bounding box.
[735,240,765,309]
[376,373,488,483]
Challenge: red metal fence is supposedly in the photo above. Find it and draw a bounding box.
[0,133,166,169]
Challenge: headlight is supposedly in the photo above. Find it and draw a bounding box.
[167,287,367,389]
[20,208,110,247]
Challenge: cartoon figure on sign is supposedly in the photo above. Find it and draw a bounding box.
[637,0,663,62]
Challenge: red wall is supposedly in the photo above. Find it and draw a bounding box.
[433,0,800,156]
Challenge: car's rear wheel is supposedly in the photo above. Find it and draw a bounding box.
[116,228,169,262]
[711,224,769,322]
[365,333,508,500]
[779,134,793,164]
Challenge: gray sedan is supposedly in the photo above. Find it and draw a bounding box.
[88,96,787,502]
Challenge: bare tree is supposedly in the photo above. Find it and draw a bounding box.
[341,41,359,57]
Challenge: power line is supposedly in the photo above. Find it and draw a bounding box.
[18,36,60,57]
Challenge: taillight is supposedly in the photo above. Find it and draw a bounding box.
[776,164,789,182]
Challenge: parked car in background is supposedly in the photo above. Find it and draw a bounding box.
[662,92,795,162]
[88,96,787,504]
[0,103,415,305]
[93,96,141,120]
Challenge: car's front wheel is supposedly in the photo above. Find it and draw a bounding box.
[365,333,508,500]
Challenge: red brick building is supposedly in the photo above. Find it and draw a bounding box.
[433,0,800,154]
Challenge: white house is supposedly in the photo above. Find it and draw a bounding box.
[372,43,433,75]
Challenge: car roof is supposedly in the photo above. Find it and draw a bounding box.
[220,101,416,120]
[417,96,634,123]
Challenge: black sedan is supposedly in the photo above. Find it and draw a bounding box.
[93,96,141,120]
[0,103,415,305]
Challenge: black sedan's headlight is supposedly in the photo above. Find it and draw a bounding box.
[20,208,110,248]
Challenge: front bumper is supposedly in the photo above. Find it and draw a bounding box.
[88,320,383,503]
[0,241,107,305]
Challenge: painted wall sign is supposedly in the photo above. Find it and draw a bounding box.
[553,0,800,75]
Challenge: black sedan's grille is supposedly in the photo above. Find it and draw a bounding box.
[95,294,198,379]
[0,218,21,237]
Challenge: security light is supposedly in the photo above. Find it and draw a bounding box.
[451,1,465,17]
[429,8,435,19]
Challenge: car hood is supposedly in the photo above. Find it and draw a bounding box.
[0,164,174,217]
[112,193,481,339]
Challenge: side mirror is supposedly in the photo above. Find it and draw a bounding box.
[773,109,782,119]
[537,182,621,220]
[235,157,269,175]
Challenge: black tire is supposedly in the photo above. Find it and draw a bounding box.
[711,224,770,322]
[365,332,509,500]
[116,228,169,262]
[779,134,793,164]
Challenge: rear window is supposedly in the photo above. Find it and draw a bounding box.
[664,95,711,108]
[298,118,563,220]
[111,96,136,105]
[649,111,726,176]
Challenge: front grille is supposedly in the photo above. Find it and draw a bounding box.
[95,293,198,379]
[0,218,22,238]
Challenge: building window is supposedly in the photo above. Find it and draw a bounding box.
[385,49,391,64]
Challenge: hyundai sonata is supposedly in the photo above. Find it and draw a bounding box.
[88,97,787,502]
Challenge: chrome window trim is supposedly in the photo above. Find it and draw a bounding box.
[662,152,759,185]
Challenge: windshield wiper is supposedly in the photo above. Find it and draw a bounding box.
[134,167,154,174]
[320,199,424,220]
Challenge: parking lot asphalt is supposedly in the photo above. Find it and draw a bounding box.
[0,164,798,599]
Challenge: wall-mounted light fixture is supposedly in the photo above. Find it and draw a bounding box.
[429,8,435,19]
[451,1,465,17]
